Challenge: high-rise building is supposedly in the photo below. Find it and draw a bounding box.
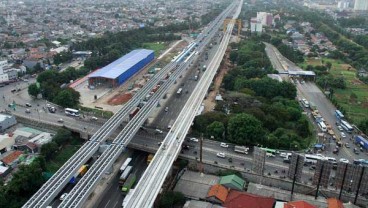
[354,0,368,10]
[250,18,263,33]
[337,1,349,9]
[256,12,273,26]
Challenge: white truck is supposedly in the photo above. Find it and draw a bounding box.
[234,146,249,154]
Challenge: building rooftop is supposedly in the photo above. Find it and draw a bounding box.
[285,201,317,208]
[224,190,275,208]
[219,174,245,191]
[88,49,154,79]
[0,114,12,122]
[1,151,23,165]
[327,198,344,208]
[207,184,229,203]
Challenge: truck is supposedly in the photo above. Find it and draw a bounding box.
[194,70,200,81]
[355,135,368,150]
[147,154,154,164]
[122,189,135,207]
[122,173,136,195]
[234,146,249,154]
[70,165,88,184]
[129,107,140,120]
[119,158,132,173]
[119,166,133,185]
[168,119,175,129]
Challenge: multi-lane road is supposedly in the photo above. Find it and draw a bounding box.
[265,43,368,163]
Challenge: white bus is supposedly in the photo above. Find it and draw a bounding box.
[119,158,132,173]
[318,121,327,132]
[340,120,354,133]
[65,108,80,117]
[304,154,325,164]
[301,99,310,108]
[119,166,132,185]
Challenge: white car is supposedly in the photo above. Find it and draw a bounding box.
[60,193,68,201]
[190,137,199,142]
[340,132,346,138]
[220,142,228,148]
[339,158,349,163]
[57,118,64,123]
[90,116,98,121]
[337,125,343,131]
[216,152,226,158]
[155,129,163,134]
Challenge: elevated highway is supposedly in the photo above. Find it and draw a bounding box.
[125,1,243,207]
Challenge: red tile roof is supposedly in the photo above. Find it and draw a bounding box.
[207,184,229,203]
[327,198,344,208]
[285,201,317,208]
[224,190,275,208]
[1,151,23,165]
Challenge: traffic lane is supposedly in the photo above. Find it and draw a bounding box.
[96,174,122,208]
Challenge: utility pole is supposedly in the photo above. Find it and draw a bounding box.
[199,134,204,173]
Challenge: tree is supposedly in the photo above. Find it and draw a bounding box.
[33,63,43,72]
[53,128,72,146]
[159,191,185,208]
[206,121,225,140]
[358,119,368,135]
[53,88,80,108]
[28,83,40,97]
[227,113,264,145]
[40,142,58,161]
[325,61,332,70]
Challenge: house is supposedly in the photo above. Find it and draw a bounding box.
[285,200,317,208]
[219,174,245,191]
[0,114,17,132]
[327,198,344,208]
[0,134,15,154]
[207,184,229,204]
[0,165,10,177]
[1,150,23,168]
[224,190,275,208]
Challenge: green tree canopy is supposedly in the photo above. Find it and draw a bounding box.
[227,113,264,145]
[206,121,225,140]
[28,83,40,97]
[53,88,80,108]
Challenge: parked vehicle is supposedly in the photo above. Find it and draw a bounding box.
[220,143,228,148]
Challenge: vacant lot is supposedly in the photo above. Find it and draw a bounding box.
[304,58,368,123]
[142,42,166,56]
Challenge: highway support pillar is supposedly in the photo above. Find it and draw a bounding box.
[315,162,324,199]
[354,167,365,204]
[290,154,300,201]
[339,163,348,200]
[199,134,204,173]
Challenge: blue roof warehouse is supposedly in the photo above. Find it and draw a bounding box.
[88,49,154,88]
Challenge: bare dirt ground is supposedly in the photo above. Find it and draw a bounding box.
[203,48,232,113]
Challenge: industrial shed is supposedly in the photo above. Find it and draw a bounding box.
[88,49,154,88]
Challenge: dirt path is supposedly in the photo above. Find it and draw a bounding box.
[203,49,231,112]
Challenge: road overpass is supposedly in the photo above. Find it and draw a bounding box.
[20,3,237,208]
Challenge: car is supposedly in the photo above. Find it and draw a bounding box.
[57,118,64,123]
[11,89,16,93]
[216,152,226,158]
[165,107,169,112]
[340,132,346,138]
[60,193,68,201]
[283,158,291,163]
[90,116,98,121]
[220,142,228,148]
[339,158,349,163]
[158,142,162,146]
[301,80,305,84]
[345,143,350,148]
[333,149,339,154]
[155,129,163,134]
[189,137,199,142]
[25,103,32,107]
[25,109,31,114]
[337,125,343,131]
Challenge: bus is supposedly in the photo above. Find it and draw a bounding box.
[177,88,183,95]
[119,158,132,173]
[65,108,80,117]
[260,148,278,157]
[335,110,344,121]
[301,99,309,108]
[340,120,354,133]
[122,173,136,195]
[318,121,327,132]
[304,154,325,164]
[119,166,132,185]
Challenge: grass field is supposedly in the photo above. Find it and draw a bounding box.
[45,140,83,173]
[304,58,368,123]
[142,42,166,56]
